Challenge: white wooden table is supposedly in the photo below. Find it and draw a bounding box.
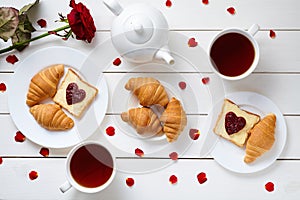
[1,0,300,199]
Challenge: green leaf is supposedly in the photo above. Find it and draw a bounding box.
[11,29,31,51]
[19,0,39,14]
[18,14,36,33]
[0,7,19,42]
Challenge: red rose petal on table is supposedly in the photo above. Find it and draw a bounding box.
[135,148,144,157]
[39,147,49,157]
[269,30,276,39]
[227,7,236,15]
[189,129,200,140]
[169,175,178,184]
[37,19,47,28]
[202,0,209,5]
[197,172,207,184]
[29,171,38,180]
[202,77,210,85]
[188,38,198,47]
[0,157,3,165]
[169,152,178,160]
[126,177,135,187]
[106,126,115,136]
[0,83,6,92]
[166,0,172,7]
[113,58,122,66]
[6,55,19,64]
[265,182,274,192]
[178,81,187,90]
[15,131,26,142]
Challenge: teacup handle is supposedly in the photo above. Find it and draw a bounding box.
[248,24,260,36]
[59,181,72,193]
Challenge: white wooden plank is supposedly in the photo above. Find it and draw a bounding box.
[0,114,299,159]
[0,158,300,200]
[1,31,300,73]
[1,0,299,30]
[1,73,300,114]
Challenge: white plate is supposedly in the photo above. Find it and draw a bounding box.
[210,91,287,173]
[8,46,108,148]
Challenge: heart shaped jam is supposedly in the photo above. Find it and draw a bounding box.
[66,83,86,105]
[225,112,246,135]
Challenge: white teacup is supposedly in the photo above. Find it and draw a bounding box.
[208,24,260,80]
[59,141,116,193]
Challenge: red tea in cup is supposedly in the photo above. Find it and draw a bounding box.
[70,144,114,188]
[210,32,255,77]
[208,24,260,80]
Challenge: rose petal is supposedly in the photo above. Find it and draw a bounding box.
[15,131,26,142]
[113,58,121,66]
[269,30,276,39]
[169,175,178,184]
[169,152,178,160]
[197,172,207,184]
[0,83,7,92]
[106,126,115,136]
[135,148,144,157]
[188,38,198,47]
[202,0,209,5]
[166,0,172,7]
[227,7,236,15]
[29,170,38,180]
[126,177,135,187]
[39,147,49,157]
[0,157,3,165]
[265,182,274,192]
[37,19,47,28]
[202,77,210,85]
[6,55,19,64]
[189,129,200,140]
[178,81,187,90]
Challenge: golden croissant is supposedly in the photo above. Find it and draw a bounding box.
[26,64,64,107]
[30,104,74,131]
[244,113,276,163]
[160,97,187,142]
[121,107,163,136]
[125,77,169,107]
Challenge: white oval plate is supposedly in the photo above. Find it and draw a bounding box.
[8,46,108,148]
[210,91,287,173]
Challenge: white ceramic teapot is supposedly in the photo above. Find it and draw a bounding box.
[103,0,175,65]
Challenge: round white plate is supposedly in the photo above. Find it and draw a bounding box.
[210,91,287,173]
[8,46,108,148]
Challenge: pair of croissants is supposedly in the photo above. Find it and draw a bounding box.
[121,77,187,142]
[244,113,276,163]
[27,64,74,131]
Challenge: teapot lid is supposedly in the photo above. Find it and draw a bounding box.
[123,14,153,44]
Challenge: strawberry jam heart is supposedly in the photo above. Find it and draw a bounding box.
[66,83,86,105]
[225,112,246,135]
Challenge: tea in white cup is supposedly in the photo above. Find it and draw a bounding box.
[208,24,260,80]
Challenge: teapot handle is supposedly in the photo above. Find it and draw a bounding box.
[103,0,123,16]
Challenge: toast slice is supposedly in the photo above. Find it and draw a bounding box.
[213,99,260,147]
[53,69,98,118]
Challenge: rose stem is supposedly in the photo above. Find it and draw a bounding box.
[0,24,70,55]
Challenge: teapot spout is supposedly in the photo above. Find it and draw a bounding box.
[155,46,175,65]
[103,0,123,16]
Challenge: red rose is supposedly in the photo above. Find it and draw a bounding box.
[67,0,96,43]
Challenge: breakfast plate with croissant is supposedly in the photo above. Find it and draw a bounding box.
[8,47,108,148]
[209,91,287,173]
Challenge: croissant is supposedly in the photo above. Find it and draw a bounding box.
[26,64,64,107]
[160,97,187,142]
[244,113,276,163]
[30,104,74,131]
[125,77,169,107]
[121,107,163,136]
